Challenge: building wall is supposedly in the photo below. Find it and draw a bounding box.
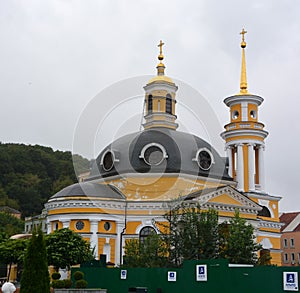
[281,231,300,266]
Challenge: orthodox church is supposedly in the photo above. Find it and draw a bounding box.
[42,30,282,265]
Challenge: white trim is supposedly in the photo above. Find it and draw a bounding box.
[139,142,168,166]
[144,82,178,93]
[89,172,234,186]
[283,214,300,232]
[236,144,244,191]
[241,102,248,121]
[224,94,264,107]
[100,149,119,171]
[192,147,215,171]
[221,129,269,141]
[228,264,254,267]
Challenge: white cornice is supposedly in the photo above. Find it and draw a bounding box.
[88,172,234,186]
[221,128,269,140]
[144,82,178,93]
[223,94,264,107]
[245,192,282,201]
[258,220,283,230]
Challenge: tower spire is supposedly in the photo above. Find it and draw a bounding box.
[239,28,249,95]
[156,40,165,76]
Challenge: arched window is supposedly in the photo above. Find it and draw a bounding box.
[139,226,156,243]
[166,94,172,114]
[258,206,271,217]
[148,95,153,113]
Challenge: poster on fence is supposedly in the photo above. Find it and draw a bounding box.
[196,264,207,281]
[168,271,177,282]
[120,269,127,280]
[283,272,298,291]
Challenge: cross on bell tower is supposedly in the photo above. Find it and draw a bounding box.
[143,41,178,130]
[221,29,268,193]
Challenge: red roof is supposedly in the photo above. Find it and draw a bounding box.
[280,212,300,232]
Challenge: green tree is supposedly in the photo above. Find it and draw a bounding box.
[163,203,219,266]
[0,143,88,217]
[20,228,50,293]
[124,233,168,268]
[0,238,28,265]
[45,228,94,271]
[0,212,24,236]
[220,210,262,264]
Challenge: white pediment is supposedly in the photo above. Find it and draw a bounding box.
[187,185,262,215]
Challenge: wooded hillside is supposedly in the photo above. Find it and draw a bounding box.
[0,143,90,217]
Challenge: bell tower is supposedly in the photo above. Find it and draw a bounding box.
[221,29,268,192]
[143,40,178,130]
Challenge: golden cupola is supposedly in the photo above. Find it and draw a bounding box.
[221,29,268,193]
[143,41,178,130]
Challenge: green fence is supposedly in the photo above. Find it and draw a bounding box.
[72,259,300,293]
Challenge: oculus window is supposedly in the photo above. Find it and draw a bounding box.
[193,148,214,171]
[101,150,118,171]
[75,220,85,231]
[139,143,168,166]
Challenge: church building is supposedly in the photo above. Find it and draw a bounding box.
[43,30,282,266]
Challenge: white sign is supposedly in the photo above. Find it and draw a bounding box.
[283,272,298,291]
[196,264,207,281]
[120,270,127,280]
[168,271,177,282]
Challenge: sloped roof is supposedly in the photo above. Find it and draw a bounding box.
[0,206,21,214]
[280,212,300,232]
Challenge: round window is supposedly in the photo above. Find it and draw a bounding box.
[197,150,213,170]
[232,110,239,120]
[104,221,111,231]
[144,146,164,165]
[102,151,114,171]
[75,220,85,231]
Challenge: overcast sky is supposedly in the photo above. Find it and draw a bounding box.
[0,0,299,212]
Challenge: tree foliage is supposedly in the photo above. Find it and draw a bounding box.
[0,212,24,236]
[20,228,50,293]
[163,204,219,266]
[45,228,94,270]
[124,233,168,268]
[219,210,262,264]
[0,238,28,265]
[124,204,262,267]
[0,143,90,217]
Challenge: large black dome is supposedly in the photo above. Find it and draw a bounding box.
[88,128,232,181]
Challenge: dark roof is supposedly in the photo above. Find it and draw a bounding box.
[0,206,21,214]
[50,182,125,200]
[89,128,232,181]
[280,212,300,232]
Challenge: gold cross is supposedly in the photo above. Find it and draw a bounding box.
[158,40,165,55]
[240,28,247,42]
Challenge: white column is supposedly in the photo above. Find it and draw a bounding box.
[115,221,126,265]
[248,143,255,191]
[90,220,99,259]
[258,145,265,191]
[46,220,51,234]
[236,144,244,191]
[61,219,70,228]
[226,146,233,177]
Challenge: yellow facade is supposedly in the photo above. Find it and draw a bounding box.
[43,37,282,267]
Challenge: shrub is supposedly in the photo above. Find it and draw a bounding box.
[73,270,84,280]
[75,279,88,288]
[51,272,61,280]
[63,279,72,288]
[51,280,65,288]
